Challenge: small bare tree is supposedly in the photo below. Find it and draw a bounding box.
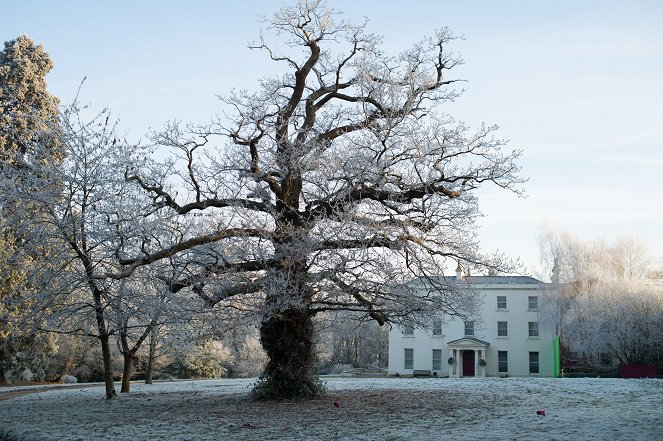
[111,1,523,398]
[0,99,151,398]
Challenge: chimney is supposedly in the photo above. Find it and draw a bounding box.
[551,257,560,285]
[456,262,463,281]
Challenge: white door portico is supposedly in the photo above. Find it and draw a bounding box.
[448,337,490,378]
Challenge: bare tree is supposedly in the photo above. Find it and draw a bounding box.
[0,99,151,398]
[539,229,663,369]
[112,1,523,398]
[114,260,205,392]
[114,277,158,393]
[317,311,388,370]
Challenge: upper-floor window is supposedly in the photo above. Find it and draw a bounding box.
[402,321,414,335]
[464,320,474,336]
[432,318,443,336]
[497,321,508,337]
[497,296,507,309]
[528,296,539,310]
[528,321,539,337]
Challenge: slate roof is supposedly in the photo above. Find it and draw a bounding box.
[420,275,544,285]
[461,275,543,285]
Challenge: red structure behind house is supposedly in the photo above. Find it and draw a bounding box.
[619,365,657,378]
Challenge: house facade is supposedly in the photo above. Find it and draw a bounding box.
[388,272,555,377]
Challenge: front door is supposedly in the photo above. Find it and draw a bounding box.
[463,350,475,377]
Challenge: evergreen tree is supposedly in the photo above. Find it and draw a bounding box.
[0,35,62,383]
[0,34,62,163]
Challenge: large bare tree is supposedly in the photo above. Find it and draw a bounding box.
[115,1,523,398]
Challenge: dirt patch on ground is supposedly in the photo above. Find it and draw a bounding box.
[0,383,102,402]
[187,388,503,440]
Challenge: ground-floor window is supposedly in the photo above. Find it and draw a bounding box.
[498,351,508,373]
[432,349,442,371]
[529,352,539,374]
[404,348,414,369]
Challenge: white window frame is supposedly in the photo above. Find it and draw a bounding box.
[498,351,508,373]
[529,351,540,374]
[497,295,507,309]
[528,296,539,310]
[497,321,508,337]
[464,320,474,336]
[528,321,539,337]
[404,348,414,370]
[402,321,414,336]
[432,349,442,371]
[432,318,443,336]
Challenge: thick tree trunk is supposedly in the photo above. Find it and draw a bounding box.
[255,307,321,399]
[121,351,133,393]
[99,334,117,399]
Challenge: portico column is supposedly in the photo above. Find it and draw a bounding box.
[478,350,485,377]
[453,349,458,377]
[474,349,479,376]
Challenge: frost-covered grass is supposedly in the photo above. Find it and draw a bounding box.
[1,376,661,440]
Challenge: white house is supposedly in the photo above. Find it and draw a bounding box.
[388,271,555,377]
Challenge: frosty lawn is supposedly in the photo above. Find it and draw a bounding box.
[1,377,661,440]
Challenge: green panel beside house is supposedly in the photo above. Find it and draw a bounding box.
[553,336,560,378]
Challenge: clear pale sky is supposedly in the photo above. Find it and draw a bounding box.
[5,0,663,278]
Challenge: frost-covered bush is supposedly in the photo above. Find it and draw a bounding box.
[1,333,58,382]
[4,368,33,384]
[3,370,17,384]
[20,368,33,382]
[45,334,106,382]
[167,341,228,379]
[320,364,354,375]
[61,375,77,384]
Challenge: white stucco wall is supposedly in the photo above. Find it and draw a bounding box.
[388,277,554,377]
